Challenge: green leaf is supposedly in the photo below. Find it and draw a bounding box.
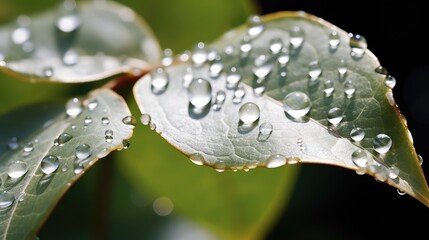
[0,0,161,83]
[0,88,134,239]
[133,12,429,207]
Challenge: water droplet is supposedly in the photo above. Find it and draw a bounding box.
[8,161,28,179]
[239,36,252,56]
[75,144,91,160]
[149,122,157,131]
[42,66,54,78]
[62,162,69,172]
[397,189,406,196]
[308,61,322,79]
[182,67,193,88]
[418,155,423,165]
[151,68,169,94]
[140,113,151,125]
[87,99,98,111]
[269,37,284,54]
[323,79,335,95]
[247,15,264,38]
[252,54,274,79]
[233,86,246,104]
[226,67,242,89]
[239,102,260,124]
[344,80,356,97]
[122,139,130,149]
[277,47,290,66]
[23,142,34,153]
[191,42,207,66]
[187,78,212,109]
[385,75,396,89]
[161,48,173,66]
[290,26,304,48]
[266,154,286,168]
[212,90,226,111]
[375,66,388,75]
[214,161,226,172]
[105,129,114,143]
[350,128,365,142]
[7,137,19,150]
[74,163,84,175]
[189,153,205,166]
[62,48,79,66]
[286,157,300,165]
[122,116,137,128]
[11,15,31,45]
[257,122,273,142]
[349,33,367,58]
[373,134,392,154]
[17,192,25,202]
[388,166,399,179]
[209,60,224,79]
[56,0,81,33]
[0,191,15,209]
[338,59,348,76]
[41,155,60,174]
[223,45,236,56]
[351,149,368,168]
[66,97,83,118]
[283,91,311,118]
[329,31,340,50]
[327,107,343,124]
[101,117,110,125]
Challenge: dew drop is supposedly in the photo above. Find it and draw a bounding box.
[375,66,388,75]
[257,122,273,142]
[269,37,284,54]
[105,129,114,143]
[151,68,169,94]
[327,107,343,124]
[74,163,84,175]
[351,149,368,168]
[385,75,396,89]
[338,59,348,76]
[329,31,340,50]
[209,60,224,79]
[189,153,205,166]
[388,166,399,179]
[350,128,365,142]
[226,67,242,89]
[397,189,406,196]
[41,155,60,174]
[282,91,311,118]
[290,26,304,48]
[223,45,236,56]
[187,78,212,109]
[101,117,110,125]
[140,113,151,125]
[308,61,322,79]
[56,0,81,33]
[323,79,335,95]
[418,155,423,165]
[239,36,253,56]
[349,33,367,58]
[247,15,264,38]
[62,48,79,66]
[42,66,54,78]
[0,191,15,209]
[17,192,25,202]
[66,97,83,118]
[122,116,137,128]
[58,133,73,145]
[277,47,290,66]
[344,80,356,97]
[122,139,130,149]
[266,154,286,168]
[212,90,226,111]
[8,161,28,179]
[239,102,260,124]
[233,86,246,104]
[191,42,207,66]
[87,99,98,111]
[11,15,31,45]
[23,142,34,153]
[373,134,392,154]
[161,48,173,66]
[7,137,19,150]
[214,160,226,172]
[252,54,274,79]
[75,144,91,160]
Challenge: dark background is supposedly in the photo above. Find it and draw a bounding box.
[257,1,429,239]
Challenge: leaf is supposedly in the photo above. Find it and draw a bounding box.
[133,12,429,207]
[0,88,134,239]
[0,0,161,83]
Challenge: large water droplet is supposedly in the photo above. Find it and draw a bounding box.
[350,128,365,142]
[212,90,226,111]
[351,149,368,168]
[233,86,246,104]
[239,102,260,124]
[373,134,392,154]
[308,61,322,79]
[76,144,92,160]
[290,26,304,48]
[327,107,343,124]
[122,116,137,128]
[323,79,335,95]
[191,42,207,66]
[226,67,242,89]
[329,31,340,50]
[140,113,151,125]
[189,153,205,166]
[252,54,274,79]
[344,80,356,97]
[385,75,396,89]
[269,37,284,54]
[41,155,60,174]
[66,97,83,118]
[283,91,311,118]
[349,33,367,58]
[8,161,28,179]
[56,0,81,33]
[257,122,273,142]
[247,15,264,38]
[187,78,212,109]
[0,191,15,209]
[266,154,286,168]
[151,68,169,94]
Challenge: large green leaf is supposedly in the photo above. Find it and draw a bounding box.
[133,11,429,207]
[0,88,134,239]
[0,0,161,83]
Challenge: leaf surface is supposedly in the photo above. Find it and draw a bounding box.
[0,88,134,239]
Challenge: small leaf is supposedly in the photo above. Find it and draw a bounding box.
[0,88,134,239]
[0,0,161,83]
[133,12,429,207]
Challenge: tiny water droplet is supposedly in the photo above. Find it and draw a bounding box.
[23,142,34,153]
[62,162,69,172]
[214,160,226,172]
[223,45,236,55]
[233,86,246,104]
[66,97,83,118]
[385,75,396,89]
[76,144,91,160]
[191,42,207,66]
[57,133,72,146]
[266,154,286,168]
[327,107,343,124]
[161,48,173,66]
[42,66,54,78]
[56,0,81,33]
[323,79,335,95]
[187,78,212,109]
[239,102,260,124]
[149,122,157,131]
[252,54,274,79]
[189,153,205,166]
[283,91,311,118]
[350,128,365,142]
[349,33,367,58]
[257,122,273,142]
[11,15,31,45]
[8,161,28,179]
[375,66,388,75]
[351,149,368,168]
[87,99,98,111]
[151,68,169,94]
[212,90,226,111]
[105,130,114,143]
[74,163,84,175]
[373,134,392,154]
[269,37,283,54]
[41,155,60,174]
[290,26,304,48]
[62,49,79,66]
[101,117,110,126]
[247,15,264,38]
[239,36,252,56]
[329,31,340,50]
[308,61,322,79]
[209,60,224,79]
[388,166,399,179]
[338,59,348,76]
[418,154,423,165]
[226,67,242,89]
[397,189,406,196]
[83,116,93,126]
[140,113,151,125]
[277,47,290,66]
[7,137,19,150]
[122,116,137,128]
[17,192,25,202]
[122,139,130,149]
[182,67,193,88]
[344,80,356,97]
[0,191,15,209]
